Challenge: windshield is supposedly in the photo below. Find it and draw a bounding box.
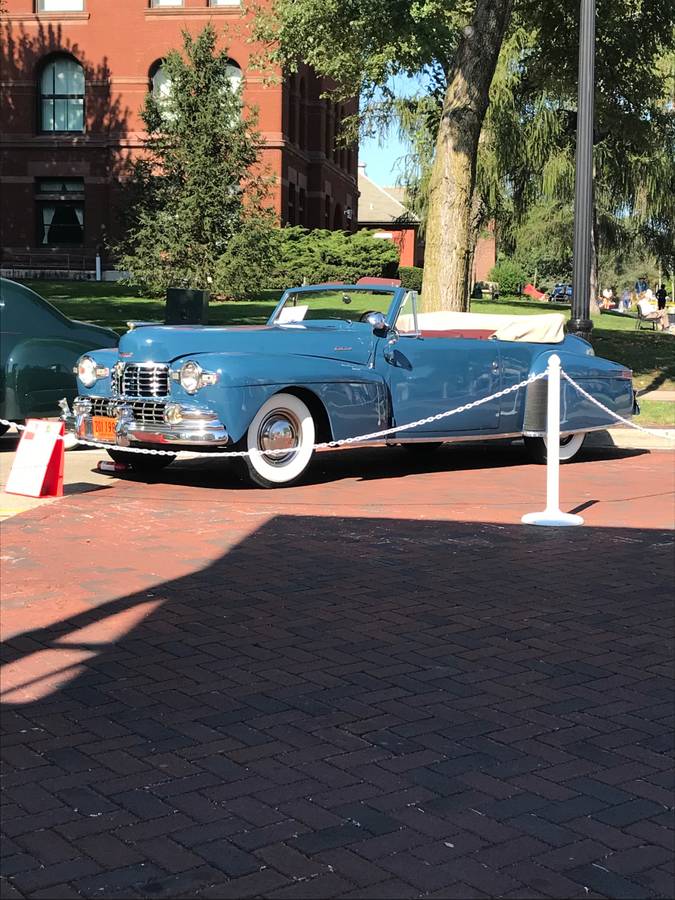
[270,288,396,325]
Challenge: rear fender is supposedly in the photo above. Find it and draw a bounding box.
[523,349,634,435]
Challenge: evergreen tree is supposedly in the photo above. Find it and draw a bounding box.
[117,25,271,294]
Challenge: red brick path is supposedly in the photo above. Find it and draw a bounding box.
[1,444,674,898]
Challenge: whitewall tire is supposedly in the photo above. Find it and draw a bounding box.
[524,432,586,464]
[244,392,316,487]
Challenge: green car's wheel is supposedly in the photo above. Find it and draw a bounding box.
[107,448,176,474]
[524,432,585,464]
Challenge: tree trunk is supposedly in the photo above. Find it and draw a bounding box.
[421,0,512,312]
[465,191,486,305]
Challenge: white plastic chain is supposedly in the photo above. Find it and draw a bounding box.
[0,371,545,458]
[561,372,675,440]
[1,368,672,456]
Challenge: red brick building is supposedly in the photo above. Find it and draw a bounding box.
[0,0,358,275]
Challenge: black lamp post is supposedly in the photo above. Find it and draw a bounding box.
[568,0,596,341]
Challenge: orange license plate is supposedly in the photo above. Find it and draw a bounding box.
[92,416,117,441]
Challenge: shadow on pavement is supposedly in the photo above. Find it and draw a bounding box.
[1,514,672,899]
[99,441,650,492]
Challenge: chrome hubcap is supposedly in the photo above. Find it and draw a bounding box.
[258,411,299,464]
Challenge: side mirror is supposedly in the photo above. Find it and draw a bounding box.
[366,311,388,336]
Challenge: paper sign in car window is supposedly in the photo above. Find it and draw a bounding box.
[277,304,308,323]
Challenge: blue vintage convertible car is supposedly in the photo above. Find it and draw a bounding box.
[62,285,636,487]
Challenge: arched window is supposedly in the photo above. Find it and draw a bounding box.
[40,55,84,133]
[225,60,243,95]
[150,60,172,102]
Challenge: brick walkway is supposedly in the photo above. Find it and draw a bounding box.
[1,445,674,898]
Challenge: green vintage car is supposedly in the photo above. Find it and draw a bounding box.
[0,277,118,435]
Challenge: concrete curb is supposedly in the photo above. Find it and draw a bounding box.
[587,428,675,451]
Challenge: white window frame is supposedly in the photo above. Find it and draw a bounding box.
[37,1,85,11]
[150,0,183,7]
[209,1,241,6]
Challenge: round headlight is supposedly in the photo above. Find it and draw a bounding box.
[77,355,97,388]
[179,360,202,394]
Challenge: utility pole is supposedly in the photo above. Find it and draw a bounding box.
[568,0,595,341]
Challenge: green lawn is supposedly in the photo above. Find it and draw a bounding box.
[636,398,675,427]
[23,279,675,392]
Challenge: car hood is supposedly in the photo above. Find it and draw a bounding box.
[116,323,376,366]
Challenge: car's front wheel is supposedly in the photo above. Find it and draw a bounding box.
[107,448,176,474]
[524,432,586,464]
[244,393,316,488]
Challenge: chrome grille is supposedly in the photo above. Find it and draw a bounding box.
[87,397,166,426]
[113,363,169,397]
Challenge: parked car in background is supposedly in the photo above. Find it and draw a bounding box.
[548,283,573,303]
[62,284,637,487]
[0,278,118,435]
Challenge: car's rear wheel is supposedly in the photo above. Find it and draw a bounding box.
[107,448,176,473]
[244,392,315,488]
[524,432,586,464]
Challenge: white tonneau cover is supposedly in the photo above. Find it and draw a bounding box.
[397,312,565,343]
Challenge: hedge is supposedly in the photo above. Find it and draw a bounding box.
[398,266,424,292]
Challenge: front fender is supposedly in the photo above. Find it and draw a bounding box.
[181,353,390,444]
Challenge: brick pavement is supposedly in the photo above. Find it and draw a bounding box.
[1,445,674,898]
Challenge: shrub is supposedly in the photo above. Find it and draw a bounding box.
[487,258,527,295]
[213,217,281,300]
[271,227,399,287]
[398,266,424,292]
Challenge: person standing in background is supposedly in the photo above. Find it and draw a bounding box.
[656,284,667,310]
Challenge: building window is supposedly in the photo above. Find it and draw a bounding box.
[333,203,343,230]
[324,196,331,227]
[298,78,306,149]
[324,104,332,160]
[225,60,243,95]
[150,1,183,7]
[288,184,296,225]
[150,61,171,101]
[37,1,85,10]
[298,187,306,226]
[209,1,240,6]
[288,75,297,146]
[40,56,84,132]
[35,178,84,246]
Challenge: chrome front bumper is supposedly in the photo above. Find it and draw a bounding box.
[60,397,229,447]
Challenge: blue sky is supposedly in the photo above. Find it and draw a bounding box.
[356,74,424,187]
[358,127,408,187]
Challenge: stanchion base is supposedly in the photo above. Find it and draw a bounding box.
[522,509,584,527]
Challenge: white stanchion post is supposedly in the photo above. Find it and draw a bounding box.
[522,354,584,527]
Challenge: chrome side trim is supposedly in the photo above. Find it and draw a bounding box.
[522,423,630,438]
